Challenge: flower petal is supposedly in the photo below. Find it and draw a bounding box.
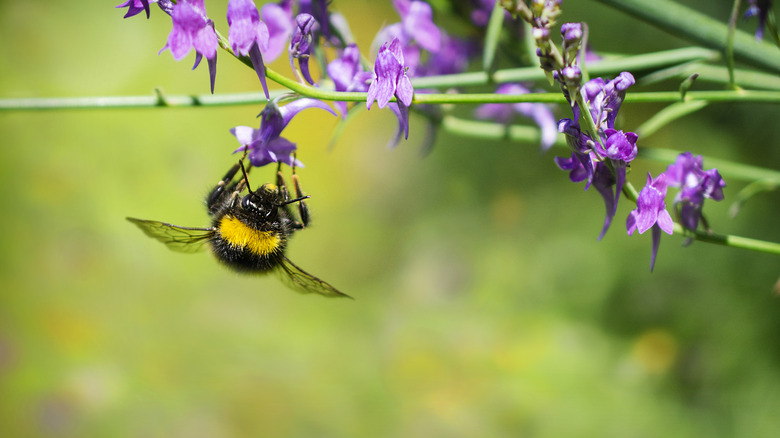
[395,75,414,106]
[230,125,258,145]
[405,1,442,52]
[261,3,294,62]
[279,98,336,128]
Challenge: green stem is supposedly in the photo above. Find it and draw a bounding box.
[639,62,780,90]
[593,0,780,74]
[0,91,283,110]
[625,90,780,103]
[411,47,717,88]
[674,224,780,255]
[726,0,742,87]
[6,88,778,111]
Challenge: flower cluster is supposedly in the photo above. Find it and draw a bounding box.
[556,71,639,240]
[117,0,561,151]
[115,1,739,272]
[508,5,728,270]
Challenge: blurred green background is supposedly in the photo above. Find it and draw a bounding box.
[1,1,779,436]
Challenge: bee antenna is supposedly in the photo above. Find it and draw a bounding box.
[238,160,255,195]
[277,195,310,207]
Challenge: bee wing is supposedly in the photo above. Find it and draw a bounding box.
[126,217,215,253]
[275,255,352,299]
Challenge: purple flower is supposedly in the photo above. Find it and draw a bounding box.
[373,0,444,76]
[393,0,442,52]
[578,72,635,130]
[385,102,411,148]
[557,72,637,239]
[416,33,475,77]
[475,83,558,152]
[601,129,638,162]
[159,0,218,93]
[745,0,772,40]
[116,0,172,19]
[470,0,501,27]
[227,0,271,100]
[593,162,618,240]
[261,1,295,62]
[116,0,152,18]
[367,39,414,109]
[299,0,333,42]
[327,43,372,116]
[367,38,414,141]
[599,129,638,219]
[556,118,594,185]
[231,98,337,168]
[560,22,583,65]
[289,13,318,85]
[559,65,582,102]
[665,152,726,231]
[627,172,674,271]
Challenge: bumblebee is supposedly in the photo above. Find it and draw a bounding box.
[127,160,350,298]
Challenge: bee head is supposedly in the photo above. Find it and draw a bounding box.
[237,160,310,220]
[241,192,277,220]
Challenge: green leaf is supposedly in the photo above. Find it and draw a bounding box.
[635,100,708,139]
[678,73,699,98]
[482,1,506,72]
[639,62,780,90]
[594,0,780,74]
[729,180,779,218]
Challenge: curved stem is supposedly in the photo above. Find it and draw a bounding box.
[594,0,780,74]
[412,47,717,88]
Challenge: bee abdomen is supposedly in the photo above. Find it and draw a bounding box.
[212,215,285,272]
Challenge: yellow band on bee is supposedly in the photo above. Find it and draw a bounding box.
[219,216,281,256]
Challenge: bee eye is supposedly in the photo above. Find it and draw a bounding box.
[241,196,256,211]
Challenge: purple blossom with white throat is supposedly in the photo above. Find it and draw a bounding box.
[159,0,218,93]
[232,98,337,168]
[665,152,726,232]
[227,0,271,100]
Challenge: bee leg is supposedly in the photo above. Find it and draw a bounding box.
[206,160,252,214]
[206,162,240,211]
[275,161,291,203]
[291,155,310,227]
